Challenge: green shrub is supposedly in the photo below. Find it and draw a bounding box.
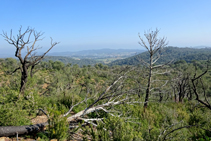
[81,116,143,141]
[47,105,69,141]
[0,103,31,126]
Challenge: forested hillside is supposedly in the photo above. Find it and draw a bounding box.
[109,47,211,66]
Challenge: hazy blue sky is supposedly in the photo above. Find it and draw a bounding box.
[0,0,211,53]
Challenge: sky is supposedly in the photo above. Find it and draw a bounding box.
[0,0,211,54]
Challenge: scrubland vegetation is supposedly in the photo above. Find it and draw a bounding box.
[0,58,211,140]
[0,28,211,141]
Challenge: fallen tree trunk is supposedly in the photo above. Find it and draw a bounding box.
[0,122,48,137]
[0,100,131,137]
[0,101,123,137]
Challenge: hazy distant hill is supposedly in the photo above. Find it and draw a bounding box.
[191,46,211,49]
[42,56,102,67]
[4,47,211,67]
[48,48,144,59]
[41,48,145,66]
[108,47,211,66]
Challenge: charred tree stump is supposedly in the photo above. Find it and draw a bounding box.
[0,122,48,137]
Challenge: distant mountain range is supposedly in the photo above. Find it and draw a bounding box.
[1,46,210,58]
[2,47,211,67]
[41,48,145,66]
[0,48,145,59]
[191,46,211,49]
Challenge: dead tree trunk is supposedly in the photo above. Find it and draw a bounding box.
[20,65,28,93]
[144,62,152,109]
[0,123,48,137]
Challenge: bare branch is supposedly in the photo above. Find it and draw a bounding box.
[191,62,211,109]
[82,67,132,115]
[163,124,199,140]
[63,98,87,117]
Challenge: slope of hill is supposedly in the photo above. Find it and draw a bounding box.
[108,47,211,66]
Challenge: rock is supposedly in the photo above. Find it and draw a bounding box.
[0,137,10,141]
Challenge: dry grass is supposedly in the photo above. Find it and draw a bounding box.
[31,115,48,125]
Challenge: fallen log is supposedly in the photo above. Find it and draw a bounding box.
[0,122,48,137]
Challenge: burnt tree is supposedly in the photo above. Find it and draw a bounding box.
[2,27,59,94]
[138,29,168,109]
[171,72,191,102]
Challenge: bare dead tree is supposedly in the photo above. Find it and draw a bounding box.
[171,72,191,102]
[138,29,168,109]
[1,27,59,94]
